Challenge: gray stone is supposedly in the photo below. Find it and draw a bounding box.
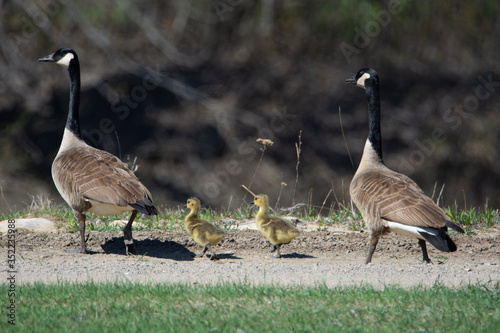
[0,218,57,233]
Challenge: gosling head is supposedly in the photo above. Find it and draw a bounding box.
[39,48,78,68]
[346,68,379,89]
[185,197,201,212]
[252,194,269,208]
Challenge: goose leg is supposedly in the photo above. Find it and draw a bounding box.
[196,246,208,258]
[365,233,380,264]
[74,209,88,254]
[124,210,138,255]
[418,239,432,264]
[270,244,277,253]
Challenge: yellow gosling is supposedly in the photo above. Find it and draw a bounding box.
[252,194,300,258]
[184,197,225,260]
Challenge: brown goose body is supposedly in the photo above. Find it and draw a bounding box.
[346,69,464,264]
[52,135,154,216]
[253,194,299,258]
[185,197,225,260]
[40,48,157,254]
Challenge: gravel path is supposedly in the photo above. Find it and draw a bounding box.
[2,229,499,288]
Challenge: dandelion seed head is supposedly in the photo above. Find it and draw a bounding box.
[256,138,274,146]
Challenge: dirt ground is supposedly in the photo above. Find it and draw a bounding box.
[2,228,499,288]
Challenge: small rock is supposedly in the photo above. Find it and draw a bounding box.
[0,218,58,233]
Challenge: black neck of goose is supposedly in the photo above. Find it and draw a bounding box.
[66,59,82,139]
[366,82,383,162]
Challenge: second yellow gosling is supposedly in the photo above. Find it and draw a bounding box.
[185,197,225,260]
[253,194,300,258]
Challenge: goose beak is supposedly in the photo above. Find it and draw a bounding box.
[345,75,357,85]
[38,53,55,62]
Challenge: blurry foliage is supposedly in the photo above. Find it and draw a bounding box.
[1,0,500,213]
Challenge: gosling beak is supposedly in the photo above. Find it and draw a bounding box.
[38,53,55,62]
[345,75,357,85]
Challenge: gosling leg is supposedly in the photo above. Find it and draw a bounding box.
[273,244,282,258]
[196,246,208,258]
[208,245,220,261]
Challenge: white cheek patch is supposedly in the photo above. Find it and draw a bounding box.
[356,72,371,88]
[56,53,74,67]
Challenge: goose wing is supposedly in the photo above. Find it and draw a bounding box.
[350,169,447,228]
[54,146,154,209]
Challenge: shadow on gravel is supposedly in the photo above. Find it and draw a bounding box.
[216,252,242,260]
[101,237,195,261]
[188,252,242,260]
[280,252,315,259]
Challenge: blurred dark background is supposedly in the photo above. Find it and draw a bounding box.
[1,0,499,215]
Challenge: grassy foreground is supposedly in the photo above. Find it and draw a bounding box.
[1,282,499,332]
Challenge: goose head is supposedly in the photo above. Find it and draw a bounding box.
[346,68,379,89]
[252,194,269,208]
[39,48,78,68]
[186,197,201,212]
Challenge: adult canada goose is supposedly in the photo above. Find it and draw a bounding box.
[252,194,299,258]
[346,68,464,264]
[39,48,157,254]
[184,197,225,260]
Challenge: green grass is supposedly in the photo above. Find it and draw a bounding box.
[1,282,498,332]
[444,202,500,234]
[2,194,499,234]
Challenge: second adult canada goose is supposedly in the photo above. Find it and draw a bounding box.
[346,68,464,264]
[252,194,299,258]
[39,48,158,255]
[184,197,225,260]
